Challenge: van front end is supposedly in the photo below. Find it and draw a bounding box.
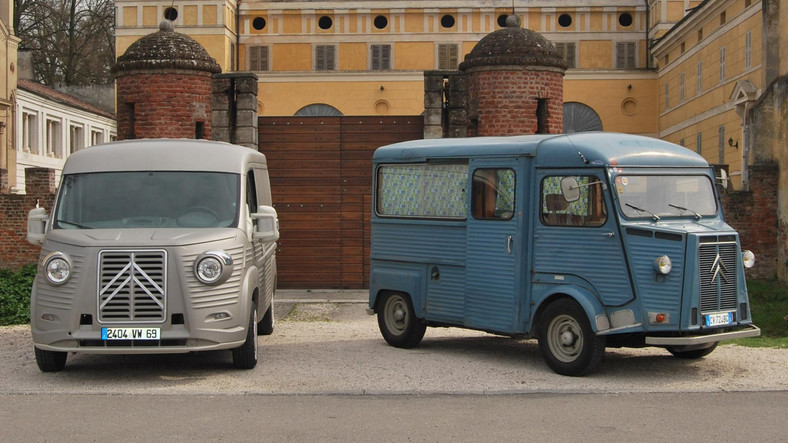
[31,230,255,364]
[608,168,761,352]
[631,228,760,350]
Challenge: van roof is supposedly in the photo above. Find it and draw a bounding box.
[373,132,709,168]
[62,139,267,174]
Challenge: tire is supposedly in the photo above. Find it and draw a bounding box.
[377,292,426,348]
[537,299,606,376]
[258,302,274,336]
[667,342,718,359]
[34,347,67,373]
[232,302,258,369]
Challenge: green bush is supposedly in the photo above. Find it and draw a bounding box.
[0,265,36,326]
[746,279,788,338]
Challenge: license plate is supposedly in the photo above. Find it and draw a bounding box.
[101,327,160,340]
[704,312,733,327]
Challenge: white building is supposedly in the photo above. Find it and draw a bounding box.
[14,79,116,193]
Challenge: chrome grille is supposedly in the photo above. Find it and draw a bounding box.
[98,250,167,323]
[698,239,738,313]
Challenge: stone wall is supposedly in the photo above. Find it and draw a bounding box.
[0,168,57,269]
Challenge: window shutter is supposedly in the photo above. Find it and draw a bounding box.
[372,45,380,70]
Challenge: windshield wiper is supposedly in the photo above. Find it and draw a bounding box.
[625,203,660,221]
[56,219,92,229]
[668,203,702,220]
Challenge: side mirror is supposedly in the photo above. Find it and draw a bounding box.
[716,169,729,195]
[251,205,279,242]
[27,207,49,245]
[560,177,581,202]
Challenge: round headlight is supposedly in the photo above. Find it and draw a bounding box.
[742,250,755,269]
[194,251,233,285]
[653,255,672,275]
[44,253,71,285]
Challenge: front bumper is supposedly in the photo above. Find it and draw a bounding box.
[644,324,761,346]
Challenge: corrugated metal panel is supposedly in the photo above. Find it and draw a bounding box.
[465,222,518,331]
[625,231,686,313]
[533,227,633,306]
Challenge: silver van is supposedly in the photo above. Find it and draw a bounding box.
[26,139,279,372]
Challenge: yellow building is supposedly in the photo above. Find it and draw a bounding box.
[1,0,20,189]
[651,0,762,190]
[113,0,772,190]
[115,0,659,136]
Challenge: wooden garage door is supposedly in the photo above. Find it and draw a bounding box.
[259,116,424,289]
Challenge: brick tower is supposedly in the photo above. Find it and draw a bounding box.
[112,20,221,140]
[458,15,567,137]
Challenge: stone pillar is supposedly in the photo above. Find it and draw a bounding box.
[212,72,259,149]
[423,71,445,139]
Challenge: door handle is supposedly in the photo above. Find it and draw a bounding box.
[603,232,615,238]
[507,235,513,254]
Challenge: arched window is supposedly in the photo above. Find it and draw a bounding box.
[563,102,603,133]
[294,104,343,116]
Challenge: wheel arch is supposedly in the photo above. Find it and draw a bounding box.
[530,286,606,335]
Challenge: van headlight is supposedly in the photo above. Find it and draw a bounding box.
[742,250,755,268]
[194,250,233,285]
[43,252,71,285]
[653,255,672,274]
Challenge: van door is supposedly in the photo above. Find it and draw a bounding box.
[464,158,526,332]
[533,171,633,307]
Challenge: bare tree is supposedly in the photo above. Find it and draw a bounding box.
[14,0,115,86]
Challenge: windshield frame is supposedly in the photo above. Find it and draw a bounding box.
[53,170,242,230]
[611,171,718,221]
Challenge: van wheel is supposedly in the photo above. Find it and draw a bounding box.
[232,302,258,369]
[377,292,426,348]
[667,342,718,359]
[258,303,274,336]
[34,347,67,372]
[537,299,605,376]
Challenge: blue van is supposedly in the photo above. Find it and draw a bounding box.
[368,132,760,376]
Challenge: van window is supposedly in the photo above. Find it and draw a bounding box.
[54,171,240,229]
[616,175,717,219]
[541,175,607,227]
[246,170,258,214]
[471,169,515,220]
[376,163,467,218]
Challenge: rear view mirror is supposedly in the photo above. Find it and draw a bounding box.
[251,205,279,242]
[27,207,49,245]
[561,177,580,202]
[717,169,729,195]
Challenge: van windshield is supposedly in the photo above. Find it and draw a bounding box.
[615,175,716,220]
[54,171,240,229]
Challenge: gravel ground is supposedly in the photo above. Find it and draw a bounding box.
[1,300,786,395]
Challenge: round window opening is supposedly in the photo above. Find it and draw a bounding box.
[558,14,572,28]
[497,14,509,27]
[252,17,266,30]
[619,13,633,27]
[441,15,456,28]
[164,7,178,21]
[374,15,388,29]
[318,16,333,30]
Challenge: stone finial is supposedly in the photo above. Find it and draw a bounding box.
[506,14,522,28]
[160,20,175,32]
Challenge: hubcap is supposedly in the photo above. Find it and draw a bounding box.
[384,296,408,335]
[548,314,583,363]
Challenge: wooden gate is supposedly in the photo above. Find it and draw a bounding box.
[259,116,424,289]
